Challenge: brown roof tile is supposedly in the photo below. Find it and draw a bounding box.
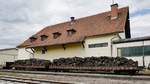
[17,7,129,48]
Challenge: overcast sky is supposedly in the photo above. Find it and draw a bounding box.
[0,0,150,49]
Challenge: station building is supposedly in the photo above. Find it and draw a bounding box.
[17,4,150,67]
[0,48,18,68]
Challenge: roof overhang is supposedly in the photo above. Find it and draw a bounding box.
[113,36,150,44]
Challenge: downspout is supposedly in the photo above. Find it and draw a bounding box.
[110,34,121,57]
[25,48,34,58]
[82,41,85,48]
[142,41,145,68]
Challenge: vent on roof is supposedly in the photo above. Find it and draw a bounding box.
[29,36,37,42]
[40,35,48,41]
[67,29,76,36]
[70,17,75,21]
[70,17,75,25]
[53,32,61,39]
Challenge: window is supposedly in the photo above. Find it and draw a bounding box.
[117,46,150,57]
[41,47,47,54]
[118,47,143,57]
[29,36,37,42]
[53,32,61,39]
[40,35,48,41]
[42,50,46,54]
[88,43,108,48]
[67,29,76,36]
[144,46,150,55]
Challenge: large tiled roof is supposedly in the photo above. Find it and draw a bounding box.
[18,7,129,48]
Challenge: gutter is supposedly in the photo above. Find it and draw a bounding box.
[110,34,121,56]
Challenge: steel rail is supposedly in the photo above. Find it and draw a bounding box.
[0,70,150,81]
[0,75,73,84]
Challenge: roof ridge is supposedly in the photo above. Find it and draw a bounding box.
[45,6,129,29]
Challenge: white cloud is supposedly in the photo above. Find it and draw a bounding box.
[0,0,150,49]
[131,14,150,37]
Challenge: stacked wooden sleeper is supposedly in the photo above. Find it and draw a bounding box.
[13,56,138,71]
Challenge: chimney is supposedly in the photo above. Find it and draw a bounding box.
[111,3,118,20]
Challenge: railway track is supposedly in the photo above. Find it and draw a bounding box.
[0,70,150,81]
[0,75,74,84]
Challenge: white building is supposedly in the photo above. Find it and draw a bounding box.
[17,4,131,61]
[17,3,150,68]
[113,36,150,67]
[0,48,18,68]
